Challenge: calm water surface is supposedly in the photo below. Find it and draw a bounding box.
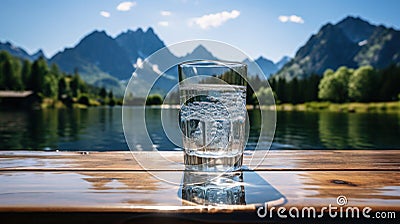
[0,107,399,150]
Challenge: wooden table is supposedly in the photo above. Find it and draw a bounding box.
[0,150,399,223]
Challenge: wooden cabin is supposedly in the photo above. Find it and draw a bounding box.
[0,91,41,109]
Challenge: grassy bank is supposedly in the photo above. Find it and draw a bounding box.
[40,97,123,109]
[274,101,400,113]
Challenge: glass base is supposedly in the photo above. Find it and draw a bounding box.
[184,153,243,172]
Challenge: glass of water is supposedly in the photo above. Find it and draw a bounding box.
[178,60,247,172]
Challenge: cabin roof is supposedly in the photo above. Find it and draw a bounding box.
[0,91,34,98]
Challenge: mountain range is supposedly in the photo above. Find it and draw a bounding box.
[1,28,287,95]
[0,42,45,61]
[1,16,399,94]
[276,16,400,80]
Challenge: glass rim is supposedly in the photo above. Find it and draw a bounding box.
[179,59,246,69]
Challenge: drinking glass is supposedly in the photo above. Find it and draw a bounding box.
[178,60,247,172]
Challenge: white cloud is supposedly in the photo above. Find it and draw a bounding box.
[117,1,136,11]
[152,64,162,75]
[161,11,171,16]
[158,21,169,27]
[189,10,240,29]
[278,15,304,24]
[100,11,110,18]
[278,16,289,23]
[134,58,143,69]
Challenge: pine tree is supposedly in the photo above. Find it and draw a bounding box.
[2,59,22,90]
[58,76,68,100]
[99,87,107,99]
[30,57,48,93]
[70,72,80,97]
[21,59,31,90]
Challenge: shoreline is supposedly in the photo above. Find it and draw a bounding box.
[3,98,400,114]
[272,101,400,113]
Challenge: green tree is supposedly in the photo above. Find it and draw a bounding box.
[70,72,81,97]
[78,94,90,106]
[2,59,22,90]
[377,64,400,101]
[79,80,88,94]
[49,63,61,78]
[335,66,352,102]
[0,51,11,89]
[58,76,69,100]
[290,77,300,104]
[2,60,14,90]
[21,59,31,89]
[348,65,376,102]
[318,67,352,102]
[275,77,287,103]
[108,90,116,106]
[318,69,335,101]
[43,74,58,98]
[0,64,3,89]
[99,87,107,99]
[304,74,321,102]
[246,83,256,105]
[253,87,276,105]
[29,57,48,93]
[146,94,163,105]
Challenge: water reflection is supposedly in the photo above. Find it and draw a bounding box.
[274,111,323,149]
[0,108,399,150]
[318,112,400,149]
[181,171,246,205]
[318,112,350,148]
[0,108,127,150]
[179,169,286,206]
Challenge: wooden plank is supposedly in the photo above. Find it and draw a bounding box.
[0,150,399,223]
[0,170,398,212]
[0,150,399,171]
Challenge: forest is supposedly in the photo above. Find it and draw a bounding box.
[0,51,118,107]
[249,64,400,106]
[1,49,400,108]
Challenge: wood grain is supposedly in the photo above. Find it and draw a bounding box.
[0,150,399,222]
[0,170,399,212]
[0,150,399,171]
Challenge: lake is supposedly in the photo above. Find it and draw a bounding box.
[0,107,399,151]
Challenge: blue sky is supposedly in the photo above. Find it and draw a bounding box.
[0,0,399,62]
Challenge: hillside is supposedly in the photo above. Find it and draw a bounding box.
[276,16,400,80]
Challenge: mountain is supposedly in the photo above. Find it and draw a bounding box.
[48,28,178,95]
[31,49,46,61]
[336,16,376,43]
[115,28,166,64]
[138,44,220,96]
[1,27,285,95]
[276,16,400,80]
[275,56,291,70]
[181,45,217,61]
[49,30,135,95]
[354,25,400,68]
[51,30,133,80]
[243,56,290,78]
[255,57,278,77]
[0,41,45,61]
